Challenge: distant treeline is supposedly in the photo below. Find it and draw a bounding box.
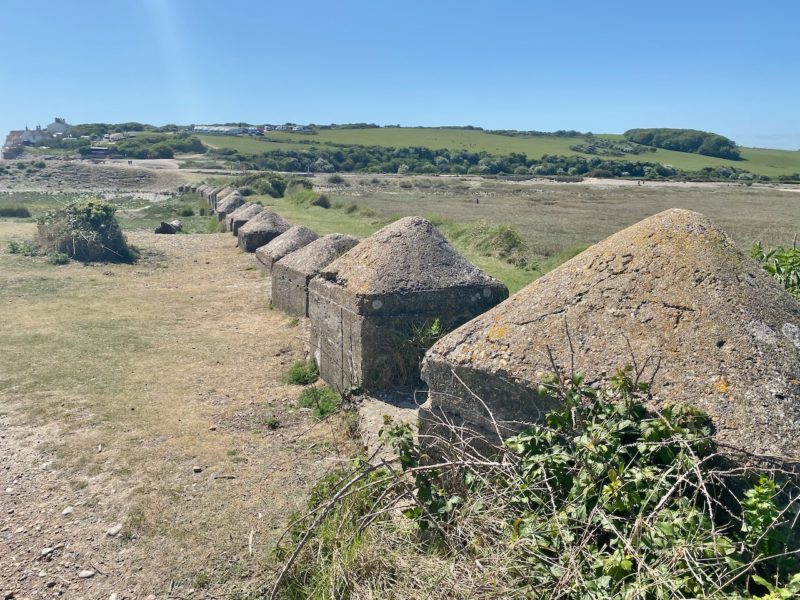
[206,144,764,182]
[570,136,656,157]
[69,122,183,138]
[623,128,741,160]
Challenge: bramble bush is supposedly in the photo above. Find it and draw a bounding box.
[36,198,136,262]
[272,367,800,599]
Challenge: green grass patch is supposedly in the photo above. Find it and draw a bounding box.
[297,386,341,418]
[284,360,319,385]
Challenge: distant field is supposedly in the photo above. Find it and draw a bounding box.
[258,175,800,293]
[198,128,800,178]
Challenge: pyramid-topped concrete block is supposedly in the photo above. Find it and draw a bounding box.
[255,225,319,273]
[215,191,243,220]
[237,210,291,252]
[309,216,508,391]
[226,202,263,234]
[421,208,800,460]
[208,186,226,208]
[273,233,359,317]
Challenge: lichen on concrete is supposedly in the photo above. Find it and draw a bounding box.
[421,208,800,460]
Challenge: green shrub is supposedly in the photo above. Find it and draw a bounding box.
[0,205,32,218]
[309,194,330,209]
[47,252,70,265]
[179,207,195,217]
[297,386,340,418]
[7,240,37,256]
[327,174,345,184]
[284,360,319,385]
[36,198,136,262]
[344,203,358,214]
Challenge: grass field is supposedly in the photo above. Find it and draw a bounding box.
[198,127,800,178]
[254,174,800,293]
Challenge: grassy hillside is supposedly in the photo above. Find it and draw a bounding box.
[198,128,800,178]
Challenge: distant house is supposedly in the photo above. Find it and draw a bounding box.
[275,125,290,131]
[20,126,50,145]
[292,125,311,132]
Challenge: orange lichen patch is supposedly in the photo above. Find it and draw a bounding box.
[713,376,730,394]
[487,324,509,341]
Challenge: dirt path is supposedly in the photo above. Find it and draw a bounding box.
[0,231,352,598]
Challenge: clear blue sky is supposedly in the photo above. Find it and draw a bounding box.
[2,0,798,149]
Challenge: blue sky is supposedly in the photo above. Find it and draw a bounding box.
[2,0,798,149]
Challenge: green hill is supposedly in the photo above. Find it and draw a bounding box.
[198,127,800,178]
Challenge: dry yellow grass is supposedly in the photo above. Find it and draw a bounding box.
[0,227,354,597]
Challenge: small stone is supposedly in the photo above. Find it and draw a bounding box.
[145,595,157,600]
[208,426,217,431]
[109,594,118,600]
[62,506,74,516]
[40,547,54,557]
[107,524,123,537]
[4,591,14,599]
[77,569,95,579]
[192,466,203,473]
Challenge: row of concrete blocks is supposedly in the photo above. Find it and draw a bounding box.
[187,187,800,460]
[193,184,512,395]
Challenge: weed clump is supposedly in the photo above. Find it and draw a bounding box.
[753,241,800,300]
[47,252,70,265]
[36,199,136,262]
[297,386,340,418]
[284,360,319,385]
[7,239,37,256]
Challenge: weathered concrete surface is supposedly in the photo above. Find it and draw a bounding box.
[208,186,227,209]
[236,210,291,253]
[358,391,420,463]
[309,217,508,391]
[255,225,319,273]
[421,208,800,460]
[215,191,244,220]
[272,233,359,316]
[226,202,263,235]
